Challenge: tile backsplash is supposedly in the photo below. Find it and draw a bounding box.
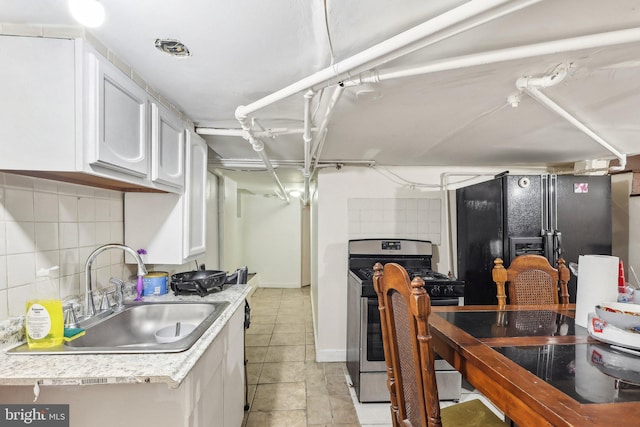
[0,173,133,321]
[348,198,442,243]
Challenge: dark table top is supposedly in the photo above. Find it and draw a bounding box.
[429,305,640,426]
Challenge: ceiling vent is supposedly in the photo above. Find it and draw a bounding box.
[154,39,191,57]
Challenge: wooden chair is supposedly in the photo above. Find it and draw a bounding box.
[492,255,570,306]
[372,262,506,427]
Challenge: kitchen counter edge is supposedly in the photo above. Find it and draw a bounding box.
[0,285,251,389]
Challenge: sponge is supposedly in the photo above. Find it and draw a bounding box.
[63,328,85,342]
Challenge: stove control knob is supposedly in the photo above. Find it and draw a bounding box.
[431,285,441,296]
[444,285,454,296]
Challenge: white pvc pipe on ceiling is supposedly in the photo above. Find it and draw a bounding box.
[299,86,346,205]
[248,135,290,202]
[311,85,345,172]
[234,0,543,121]
[520,85,627,170]
[196,127,309,138]
[340,27,640,86]
[228,0,543,198]
[303,90,315,178]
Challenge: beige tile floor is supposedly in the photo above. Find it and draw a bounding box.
[241,286,503,427]
[242,286,360,427]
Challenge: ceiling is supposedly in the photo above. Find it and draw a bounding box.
[2,0,640,195]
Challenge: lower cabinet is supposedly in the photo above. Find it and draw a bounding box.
[0,302,246,427]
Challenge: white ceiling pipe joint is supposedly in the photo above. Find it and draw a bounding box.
[339,71,381,88]
[516,64,569,90]
[232,114,292,201]
[249,136,264,152]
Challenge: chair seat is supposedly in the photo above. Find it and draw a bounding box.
[441,399,507,427]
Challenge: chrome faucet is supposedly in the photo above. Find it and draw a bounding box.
[84,244,148,318]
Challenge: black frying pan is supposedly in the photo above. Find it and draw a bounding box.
[171,270,227,297]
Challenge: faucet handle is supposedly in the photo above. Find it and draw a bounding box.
[110,277,126,310]
[63,303,80,328]
[99,292,113,312]
[85,290,97,318]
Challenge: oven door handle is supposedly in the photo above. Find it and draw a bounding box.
[359,298,369,366]
[431,298,462,306]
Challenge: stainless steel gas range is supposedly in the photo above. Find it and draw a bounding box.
[346,238,464,403]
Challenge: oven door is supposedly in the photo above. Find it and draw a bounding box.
[360,297,387,372]
[360,295,461,372]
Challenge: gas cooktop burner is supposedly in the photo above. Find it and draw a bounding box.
[405,268,451,281]
[354,267,450,282]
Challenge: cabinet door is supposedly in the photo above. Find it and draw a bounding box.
[151,102,185,188]
[223,305,246,427]
[0,36,76,171]
[84,48,148,177]
[184,130,207,258]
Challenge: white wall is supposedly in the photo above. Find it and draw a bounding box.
[313,165,544,362]
[0,171,223,323]
[612,172,640,282]
[240,194,302,287]
[0,173,131,321]
[204,173,220,270]
[310,189,319,338]
[631,192,640,281]
[220,177,243,272]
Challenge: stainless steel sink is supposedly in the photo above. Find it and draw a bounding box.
[8,301,230,355]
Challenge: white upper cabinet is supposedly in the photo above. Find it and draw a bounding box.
[0,36,77,171]
[0,35,185,193]
[151,102,185,188]
[124,129,208,264]
[184,130,207,258]
[84,47,149,178]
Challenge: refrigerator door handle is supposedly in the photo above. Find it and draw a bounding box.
[543,231,554,262]
[554,231,563,262]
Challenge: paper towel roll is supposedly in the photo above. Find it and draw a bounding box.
[575,255,619,328]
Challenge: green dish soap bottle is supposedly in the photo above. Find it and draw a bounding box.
[26,266,63,348]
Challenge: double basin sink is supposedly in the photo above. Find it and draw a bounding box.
[8,301,230,355]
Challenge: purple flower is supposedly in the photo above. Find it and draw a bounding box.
[137,249,147,255]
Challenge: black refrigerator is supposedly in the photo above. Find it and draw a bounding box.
[456,174,611,305]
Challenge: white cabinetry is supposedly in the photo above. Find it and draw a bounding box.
[125,129,208,264]
[223,300,246,427]
[84,45,149,178]
[0,301,246,427]
[184,129,208,258]
[0,35,184,193]
[151,102,185,188]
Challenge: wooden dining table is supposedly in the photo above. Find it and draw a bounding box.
[429,304,640,427]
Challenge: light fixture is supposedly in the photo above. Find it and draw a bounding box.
[155,39,192,57]
[68,0,105,28]
[289,190,302,198]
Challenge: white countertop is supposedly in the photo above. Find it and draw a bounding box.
[0,285,251,389]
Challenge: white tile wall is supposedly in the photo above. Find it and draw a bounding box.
[0,173,133,320]
[348,198,442,243]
